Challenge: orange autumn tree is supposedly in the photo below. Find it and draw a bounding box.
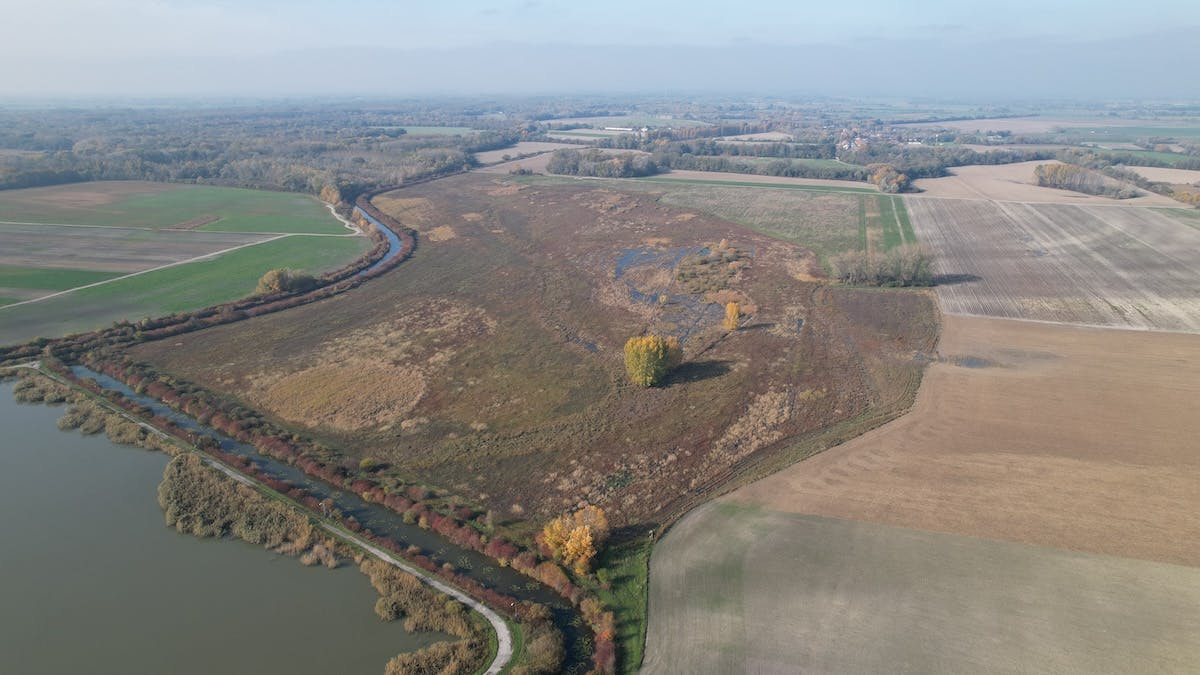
[542,505,610,574]
[624,335,683,387]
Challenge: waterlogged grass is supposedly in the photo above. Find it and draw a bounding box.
[0,234,368,345]
[591,537,653,674]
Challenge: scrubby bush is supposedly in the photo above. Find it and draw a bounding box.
[1034,163,1140,199]
[255,268,317,295]
[831,245,933,287]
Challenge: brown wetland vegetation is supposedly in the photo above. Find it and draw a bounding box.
[131,172,937,530]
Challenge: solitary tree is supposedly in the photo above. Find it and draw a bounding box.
[624,335,683,387]
[724,302,740,330]
[542,506,610,575]
[255,268,316,295]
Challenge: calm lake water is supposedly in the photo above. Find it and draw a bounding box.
[0,381,445,675]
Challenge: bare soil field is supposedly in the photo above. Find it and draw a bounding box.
[473,142,582,165]
[0,223,271,273]
[474,149,650,175]
[907,197,1200,330]
[730,314,1200,566]
[1124,165,1200,186]
[130,173,936,528]
[912,160,1178,205]
[645,502,1200,675]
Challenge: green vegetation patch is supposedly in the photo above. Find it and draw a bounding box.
[644,503,1200,674]
[0,265,122,290]
[0,234,368,345]
[0,182,345,234]
[591,537,653,675]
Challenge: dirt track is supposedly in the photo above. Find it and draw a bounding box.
[728,314,1200,567]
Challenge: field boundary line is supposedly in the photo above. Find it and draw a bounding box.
[0,219,162,231]
[941,311,1200,335]
[904,194,1181,209]
[0,234,293,310]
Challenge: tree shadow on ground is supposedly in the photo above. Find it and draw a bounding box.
[933,273,982,286]
[665,360,732,386]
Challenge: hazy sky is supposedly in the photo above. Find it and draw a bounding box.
[4,0,1198,98]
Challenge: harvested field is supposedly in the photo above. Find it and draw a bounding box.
[912,161,1177,205]
[0,181,346,234]
[730,315,1200,567]
[1124,165,1200,186]
[645,502,1200,675]
[130,173,936,528]
[473,142,581,165]
[474,149,650,175]
[907,197,1200,331]
[0,223,271,273]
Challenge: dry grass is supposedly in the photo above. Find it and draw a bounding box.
[730,314,1200,567]
[655,170,873,190]
[133,173,937,528]
[258,359,427,431]
[372,196,435,227]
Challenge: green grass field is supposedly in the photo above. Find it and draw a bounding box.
[0,182,345,234]
[0,265,121,291]
[645,502,1200,674]
[0,235,368,345]
[589,538,653,675]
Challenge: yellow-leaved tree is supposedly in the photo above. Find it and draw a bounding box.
[624,335,683,387]
[542,505,610,575]
[564,526,596,574]
[724,301,740,330]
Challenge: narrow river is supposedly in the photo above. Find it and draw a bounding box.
[0,381,449,675]
[72,367,592,673]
